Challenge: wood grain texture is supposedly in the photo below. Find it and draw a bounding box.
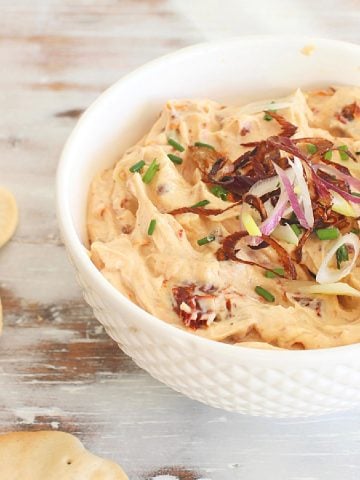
[1,1,360,479]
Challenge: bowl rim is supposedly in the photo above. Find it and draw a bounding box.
[56,35,360,362]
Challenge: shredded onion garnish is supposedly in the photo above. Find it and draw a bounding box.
[331,191,357,218]
[313,164,360,191]
[172,111,360,297]
[248,175,280,198]
[316,233,360,284]
[241,207,261,236]
[273,162,311,229]
[272,224,299,246]
[289,281,360,298]
[315,175,360,204]
[289,158,314,228]
[260,188,288,236]
[216,231,297,279]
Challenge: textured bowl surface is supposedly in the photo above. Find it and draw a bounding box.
[57,36,360,417]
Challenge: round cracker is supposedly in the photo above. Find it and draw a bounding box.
[0,298,2,335]
[0,187,18,248]
[0,431,128,479]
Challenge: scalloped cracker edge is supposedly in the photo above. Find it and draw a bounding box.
[0,187,18,248]
[0,431,128,480]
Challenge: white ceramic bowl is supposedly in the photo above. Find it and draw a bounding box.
[57,36,360,417]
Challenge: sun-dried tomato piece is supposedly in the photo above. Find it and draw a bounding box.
[172,284,217,329]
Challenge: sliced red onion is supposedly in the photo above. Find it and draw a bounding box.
[317,177,360,204]
[273,162,310,229]
[316,232,360,284]
[289,158,314,228]
[313,164,360,192]
[263,199,274,216]
[260,188,288,236]
[248,175,280,197]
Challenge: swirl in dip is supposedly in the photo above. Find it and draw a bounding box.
[87,86,360,350]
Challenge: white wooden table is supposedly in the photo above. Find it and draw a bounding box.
[1,1,360,479]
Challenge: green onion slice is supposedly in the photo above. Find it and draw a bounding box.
[324,150,333,160]
[197,235,216,246]
[307,143,318,155]
[315,227,340,240]
[147,219,156,236]
[338,145,349,161]
[290,224,302,237]
[168,137,185,152]
[142,159,160,184]
[167,153,183,165]
[264,268,285,279]
[194,141,215,150]
[336,244,349,269]
[255,286,275,302]
[129,160,145,173]
[210,185,228,201]
[263,112,273,121]
[191,199,210,208]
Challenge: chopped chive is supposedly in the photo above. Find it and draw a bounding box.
[351,192,360,197]
[255,286,275,302]
[147,219,156,236]
[194,141,215,150]
[264,267,285,279]
[324,150,333,160]
[290,224,303,237]
[167,153,183,165]
[142,159,160,184]
[210,185,228,201]
[168,137,185,152]
[315,227,340,240]
[351,228,360,234]
[263,112,273,121]
[191,199,210,208]
[338,145,349,161]
[197,235,216,246]
[336,244,349,269]
[307,143,318,155]
[129,160,145,173]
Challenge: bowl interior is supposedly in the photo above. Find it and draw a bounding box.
[59,36,360,246]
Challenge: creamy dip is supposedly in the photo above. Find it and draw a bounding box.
[87,87,360,349]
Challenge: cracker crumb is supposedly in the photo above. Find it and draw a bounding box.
[301,44,315,56]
